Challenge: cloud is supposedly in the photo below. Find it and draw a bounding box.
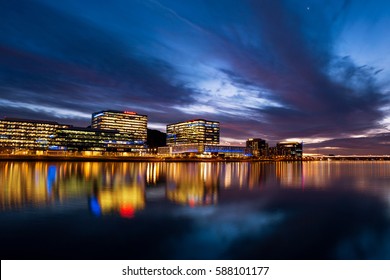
[305,133,390,155]
[0,97,90,120]
[208,0,387,139]
[137,0,388,142]
[0,0,388,151]
[0,0,197,125]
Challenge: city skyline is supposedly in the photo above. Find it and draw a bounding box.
[1,0,390,155]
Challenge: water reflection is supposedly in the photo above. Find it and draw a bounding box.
[2,161,390,259]
[0,162,57,209]
[166,163,218,206]
[89,185,145,218]
[1,161,390,215]
[0,162,148,216]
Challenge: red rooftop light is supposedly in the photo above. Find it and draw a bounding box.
[124,111,136,115]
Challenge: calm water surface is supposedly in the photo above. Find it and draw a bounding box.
[1,161,390,259]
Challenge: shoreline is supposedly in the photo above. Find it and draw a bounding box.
[0,154,389,162]
[0,154,289,162]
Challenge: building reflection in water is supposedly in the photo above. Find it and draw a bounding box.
[0,162,54,209]
[275,161,304,189]
[75,162,147,218]
[89,184,144,219]
[165,163,218,207]
[146,162,165,186]
[0,162,147,218]
[3,161,390,215]
[0,161,295,213]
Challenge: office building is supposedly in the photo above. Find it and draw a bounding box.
[50,127,135,152]
[276,142,303,158]
[0,118,69,152]
[91,110,147,147]
[166,119,219,146]
[246,138,268,157]
[158,143,250,157]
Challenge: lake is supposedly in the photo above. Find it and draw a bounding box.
[1,161,390,259]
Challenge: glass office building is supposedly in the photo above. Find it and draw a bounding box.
[0,118,69,151]
[91,110,147,147]
[166,119,220,146]
[157,144,249,157]
[246,138,269,157]
[51,127,135,151]
[276,142,303,158]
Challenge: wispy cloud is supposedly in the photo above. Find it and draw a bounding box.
[0,98,90,120]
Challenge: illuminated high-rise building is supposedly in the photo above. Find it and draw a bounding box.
[166,119,219,146]
[0,118,69,151]
[246,138,268,157]
[91,110,147,146]
[276,142,303,158]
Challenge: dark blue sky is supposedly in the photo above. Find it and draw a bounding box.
[1,0,389,154]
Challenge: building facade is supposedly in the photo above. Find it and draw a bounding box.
[158,144,249,157]
[276,142,303,158]
[50,127,136,152]
[91,110,147,147]
[0,118,69,152]
[246,138,269,157]
[166,119,219,146]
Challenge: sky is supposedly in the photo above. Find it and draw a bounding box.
[0,0,390,154]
